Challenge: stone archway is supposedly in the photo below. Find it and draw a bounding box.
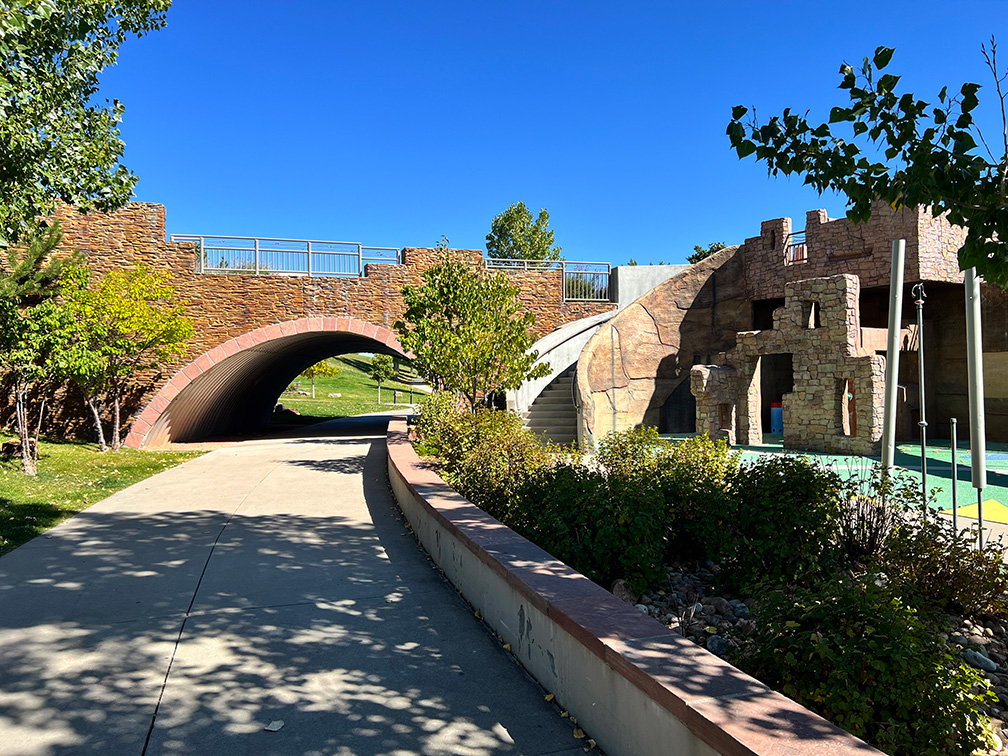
[125,317,407,448]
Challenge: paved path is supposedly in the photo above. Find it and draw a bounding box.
[0,416,583,756]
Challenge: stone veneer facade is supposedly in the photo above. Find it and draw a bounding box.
[578,202,1007,451]
[25,203,614,442]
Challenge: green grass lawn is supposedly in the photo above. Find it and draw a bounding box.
[274,354,428,424]
[0,436,203,556]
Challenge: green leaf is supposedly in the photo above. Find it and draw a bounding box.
[731,105,748,120]
[873,46,895,69]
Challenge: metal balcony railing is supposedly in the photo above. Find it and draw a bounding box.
[485,258,611,302]
[171,234,401,277]
[785,230,807,265]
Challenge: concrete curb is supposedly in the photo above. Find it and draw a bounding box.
[385,419,881,756]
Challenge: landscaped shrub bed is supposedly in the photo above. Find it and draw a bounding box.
[410,392,1008,755]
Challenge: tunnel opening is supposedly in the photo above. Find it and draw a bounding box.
[133,319,408,447]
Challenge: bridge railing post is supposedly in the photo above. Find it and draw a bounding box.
[254,238,260,275]
[307,240,313,276]
[358,244,363,277]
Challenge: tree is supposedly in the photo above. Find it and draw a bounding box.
[0,223,78,474]
[486,202,563,262]
[688,242,726,265]
[0,1,170,247]
[299,359,340,399]
[394,259,550,409]
[369,354,394,404]
[726,41,1008,287]
[61,265,192,450]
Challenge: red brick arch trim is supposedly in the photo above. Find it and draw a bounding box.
[124,316,408,449]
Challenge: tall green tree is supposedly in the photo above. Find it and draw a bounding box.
[0,1,170,247]
[61,265,192,451]
[486,202,563,262]
[0,222,78,474]
[394,259,549,409]
[726,40,1008,286]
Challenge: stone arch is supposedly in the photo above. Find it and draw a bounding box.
[125,317,408,448]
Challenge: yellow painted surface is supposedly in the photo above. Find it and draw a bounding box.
[983,352,1008,399]
[943,499,1008,524]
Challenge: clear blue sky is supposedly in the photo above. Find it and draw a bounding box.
[99,1,1008,265]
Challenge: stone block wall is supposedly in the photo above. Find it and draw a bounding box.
[743,203,967,303]
[694,275,889,455]
[32,203,613,439]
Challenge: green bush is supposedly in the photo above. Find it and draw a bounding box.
[835,463,910,566]
[451,421,553,523]
[413,392,526,473]
[737,577,994,756]
[512,462,667,593]
[596,425,669,479]
[658,433,739,560]
[715,456,842,590]
[880,513,1008,617]
[413,390,463,457]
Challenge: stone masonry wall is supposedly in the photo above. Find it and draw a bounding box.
[38,203,614,437]
[694,275,888,456]
[743,203,967,303]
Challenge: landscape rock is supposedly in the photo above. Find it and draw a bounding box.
[965,649,999,673]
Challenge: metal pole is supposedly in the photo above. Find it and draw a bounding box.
[611,324,617,435]
[254,238,260,275]
[882,240,906,473]
[965,266,987,547]
[951,417,958,535]
[913,282,927,509]
[307,240,313,277]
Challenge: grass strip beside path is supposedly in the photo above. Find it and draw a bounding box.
[0,436,203,556]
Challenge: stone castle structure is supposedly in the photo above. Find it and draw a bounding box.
[576,203,1008,454]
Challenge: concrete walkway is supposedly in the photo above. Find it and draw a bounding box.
[0,416,583,756]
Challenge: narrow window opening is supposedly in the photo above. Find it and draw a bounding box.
[803,301,821,329]
[718,403,732,430]
[838,378,856,436]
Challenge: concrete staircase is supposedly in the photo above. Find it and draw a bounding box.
[523,365,578,444]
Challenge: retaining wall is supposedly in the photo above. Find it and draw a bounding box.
[385,418,881,756]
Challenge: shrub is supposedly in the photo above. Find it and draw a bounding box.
[595,425,668,479]
[512,462,667,593]
[413,392,526,473]
[835,463,909,566]
[737,576,994,756]
[413,390,463,457]
[716,456,842,590]
[880,512,1008,617]
[658,433,739,560]
[452,421,553,522]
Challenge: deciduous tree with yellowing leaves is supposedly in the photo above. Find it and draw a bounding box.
[61,265,192,451]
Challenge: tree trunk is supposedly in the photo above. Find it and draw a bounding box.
[14,384,36,476]
[86,396,108,453]
[111,393,121,451]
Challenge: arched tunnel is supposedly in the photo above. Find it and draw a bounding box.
[127,318,408,448]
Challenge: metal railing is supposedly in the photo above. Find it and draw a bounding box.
[785,230,808,265]
[485,258,611,302]
[171,234,401,277]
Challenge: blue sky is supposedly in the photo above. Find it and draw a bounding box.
[99,1,1008,265]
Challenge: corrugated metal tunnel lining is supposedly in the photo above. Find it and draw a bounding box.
[146,331,401,445]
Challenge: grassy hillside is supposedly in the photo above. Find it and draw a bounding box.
[274,354,427,424]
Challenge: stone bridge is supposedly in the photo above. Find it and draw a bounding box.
[52,203,614,447]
